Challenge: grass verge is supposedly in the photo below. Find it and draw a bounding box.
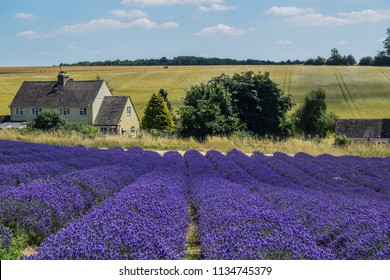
[0,128,389,157]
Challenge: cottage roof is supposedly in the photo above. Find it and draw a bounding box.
[94,96,129,126]
[336,119,390,138]
[10,80,105,108]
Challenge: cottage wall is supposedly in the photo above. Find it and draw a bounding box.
[10,107,93,125]
[118,98,140,136]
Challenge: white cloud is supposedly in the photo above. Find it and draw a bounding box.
[197,24,245,37]
[288,13,351,26]
[14,13,36,21]
[198,4,236,12]
[56,19,132,34]
[39,51,51,55]
[338,40,349,45]
[267,7,390,27]
[274,39,292,45]
[56,18,178,34]
[131,17,179,28]
[109,9,147,18]
[265,6,314,16]
[18,30,47,39]
[122,0,223,6]
[338,9,390,22]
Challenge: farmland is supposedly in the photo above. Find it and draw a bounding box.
[0,140,389,260]
[1,65,390,118]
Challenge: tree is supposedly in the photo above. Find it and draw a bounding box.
[141,92,175,132]
[359,56,374,66]
[384,27,390,56]
[178,82,242,140]
[158,88,172,112]
[211,71,293,138]
[326,48,344,65]
[326,48,356,65]
[27,110,66,131]
[292,88,338,138]
[304,56,326,65]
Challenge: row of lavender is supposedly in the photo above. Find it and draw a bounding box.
[0,141,161,247]
[27,152,189,259]
[0,140,152,188]
[1,140,389,259]
[204,150,390,259]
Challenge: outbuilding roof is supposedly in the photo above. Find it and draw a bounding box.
[94,96,129,126]
[10,80,105,108]
[336,119,390,138]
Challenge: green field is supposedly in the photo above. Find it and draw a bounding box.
[1,65,390,118]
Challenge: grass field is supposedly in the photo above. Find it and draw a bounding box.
[1,65,390,119]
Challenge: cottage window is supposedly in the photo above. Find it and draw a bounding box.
[15,108,24,116]
[32,108,42,115]
[100,127,108,134]
[60,108,71,116]
[80,107,87,116]
[131,126,136,135]
[127,106,132,116]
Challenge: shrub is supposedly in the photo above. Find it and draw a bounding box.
[334,134,350,147]
[27,110,66,131]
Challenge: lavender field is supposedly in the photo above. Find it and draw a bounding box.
[0,140,389,260]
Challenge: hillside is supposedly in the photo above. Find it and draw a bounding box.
[1,65,390,118]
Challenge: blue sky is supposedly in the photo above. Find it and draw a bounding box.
[1,0,390,66]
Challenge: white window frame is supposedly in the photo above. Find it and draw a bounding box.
[32,108,42,116]
[80,107,87,116]
[131,126,136,135]
[127,106,131,116]
[15,108,24,116]
[60,108,71,116]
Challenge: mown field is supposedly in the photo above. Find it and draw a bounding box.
[0,140,389,260]
[1,65,390,118]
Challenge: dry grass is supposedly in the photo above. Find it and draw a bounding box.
[1,129,389,157]
[1,65,390,118]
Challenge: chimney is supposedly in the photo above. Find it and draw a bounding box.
[57,71,70,86]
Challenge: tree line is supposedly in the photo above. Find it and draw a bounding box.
[59,56,304,67]
[142,71,336,141]
[61,27,390,67]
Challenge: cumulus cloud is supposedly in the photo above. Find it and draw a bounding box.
[266,6,390,27]
[121,0,223,6]
[14,13,36,21]
[198,4,236,12]
[197,24,245,37]
[109,9,147,18]
[53,17,178,34]
[56,19,132,34]
[265,6,314,16]
[18,30,48,39]
[131,17,179,28]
